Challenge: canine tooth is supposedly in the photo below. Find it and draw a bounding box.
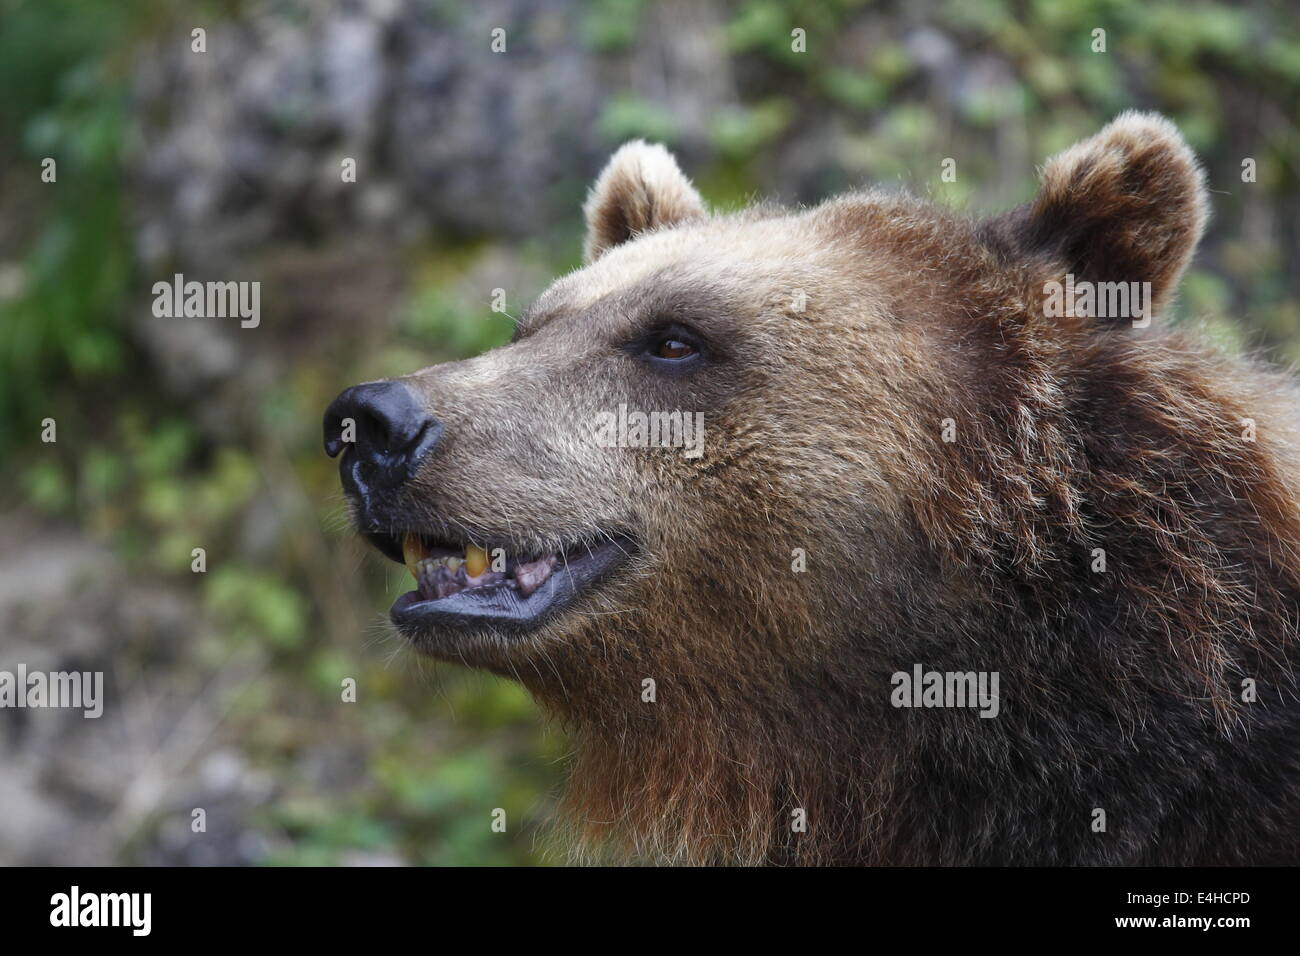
[465,544,488,578]
[403,533,429,579]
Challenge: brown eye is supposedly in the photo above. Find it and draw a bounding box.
[656,338,696,359]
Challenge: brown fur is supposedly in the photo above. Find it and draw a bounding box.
[349,113,1300,864]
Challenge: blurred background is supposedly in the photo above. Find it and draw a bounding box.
[1,0,1298,865]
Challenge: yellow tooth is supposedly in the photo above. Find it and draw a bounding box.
[465,544,489,578]
[402,533,428,579]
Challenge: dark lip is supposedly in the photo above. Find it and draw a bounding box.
[386,533,637,641]
[364,530,407,564]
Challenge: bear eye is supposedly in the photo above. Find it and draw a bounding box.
[629,323,707,375]
[656,338,696,360]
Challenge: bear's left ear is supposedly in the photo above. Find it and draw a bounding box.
[1000,111,1208,318]
[583,140,706,263]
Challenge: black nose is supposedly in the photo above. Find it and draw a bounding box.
[323,381,442,490]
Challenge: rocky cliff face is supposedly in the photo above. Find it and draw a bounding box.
[129,0,735,269]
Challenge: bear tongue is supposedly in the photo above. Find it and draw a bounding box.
[514,554,558,598]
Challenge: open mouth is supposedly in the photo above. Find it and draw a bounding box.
[366,529,636,638]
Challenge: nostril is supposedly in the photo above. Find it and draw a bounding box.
[359,410,390,452]
[323,411,347,458]
[322,381,441,485]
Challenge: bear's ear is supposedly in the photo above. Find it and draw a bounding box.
[1006,112,1208,318]
[583,141,706,263]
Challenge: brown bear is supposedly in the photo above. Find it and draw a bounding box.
[324,113,1300,865]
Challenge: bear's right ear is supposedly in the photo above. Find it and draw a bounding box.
[994,111,1208,319]
[583,141,706,263]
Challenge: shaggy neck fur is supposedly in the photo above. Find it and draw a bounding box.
[516,197,1300,864]
[529,309,1300,865]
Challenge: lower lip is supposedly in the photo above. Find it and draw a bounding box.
[389,538,634,638]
